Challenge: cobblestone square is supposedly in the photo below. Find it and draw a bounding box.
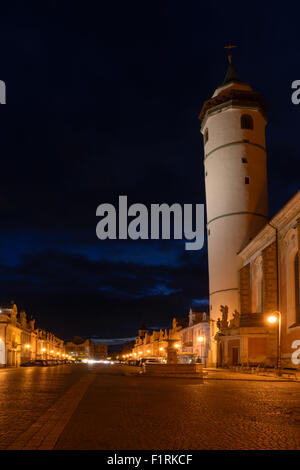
[0,364,299,450]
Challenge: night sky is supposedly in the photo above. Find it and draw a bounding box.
[0,2,299,342]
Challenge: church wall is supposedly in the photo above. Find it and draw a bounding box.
[240,263,251,314]
[262,241,278,314]
[279,219,300,368]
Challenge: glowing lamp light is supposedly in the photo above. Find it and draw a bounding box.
[25,344,31,349]
[159,347,164,351]
[138,351,142,355]
[41,348,46,352]
[133,353,137,356]
[267,315,277,324]
[147,350,151,353]
[174,343,180,349]
[50,350,54,354]
[197,336,205,342]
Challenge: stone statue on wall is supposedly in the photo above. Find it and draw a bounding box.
[11,303,18,325]
[231,310,240,328]
[28,317,35,331]
[20,310,27,329]
[220,305,229,329]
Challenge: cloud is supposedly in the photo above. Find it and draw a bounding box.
[0,246,208,339]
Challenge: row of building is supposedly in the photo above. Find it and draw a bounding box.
[126,280,299,369]
[0,302,108,367]
[124,310,210,365]
[0,302,65,366]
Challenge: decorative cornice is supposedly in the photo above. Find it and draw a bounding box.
[239,190,300,260]
[199,89,268,123]
[207,211,268,227]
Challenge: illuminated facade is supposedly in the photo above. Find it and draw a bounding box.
[0,302,65,367]
[64,337,108,361]
[178,309,210,364]
[131,318,187,360]
[200,56,300,369]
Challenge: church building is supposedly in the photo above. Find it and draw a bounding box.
[199,53,300,369]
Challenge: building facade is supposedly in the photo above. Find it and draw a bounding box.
[65,337,108,361]
[91,341,108,360]
[178,309,210,364]
[0,302,65,367]
[199,55,300,369]
[131,318,188,361]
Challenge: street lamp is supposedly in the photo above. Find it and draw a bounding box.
[197,336,206,366]
[267,311,282,376]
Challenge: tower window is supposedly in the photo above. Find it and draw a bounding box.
[242,157,248,164]
[204,128,209,144]
[241,114,253,130]
[245,176,250,184]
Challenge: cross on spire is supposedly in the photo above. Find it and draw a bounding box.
[222,45,239,85]
[224,45,237,64]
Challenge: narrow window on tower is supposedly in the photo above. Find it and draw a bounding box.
[242,157,248,164]
[241,114,253,130]
[204,128,209,144]
[245,176,250,184]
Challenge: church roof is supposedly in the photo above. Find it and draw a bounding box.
[199,53,267,123]
[222,61,240,85]
[199,87,267,122]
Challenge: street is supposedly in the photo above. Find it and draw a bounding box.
[0,364,299,450]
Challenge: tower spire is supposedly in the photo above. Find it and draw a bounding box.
[223,45,240,85]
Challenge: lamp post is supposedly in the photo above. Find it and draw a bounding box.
[197,335,206,367]
[267,311,281,376]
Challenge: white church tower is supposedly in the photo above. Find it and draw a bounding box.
[199,52,269,365]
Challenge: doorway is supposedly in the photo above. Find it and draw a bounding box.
[232,347,239,366]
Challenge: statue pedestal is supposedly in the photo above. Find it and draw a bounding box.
[143,363,203,378]
[166,339,178,364]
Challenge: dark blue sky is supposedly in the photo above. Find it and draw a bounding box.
[0,1,299,340]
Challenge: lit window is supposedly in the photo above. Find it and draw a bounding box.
[241,114,253,130]
[204,128,209,144]
[245,177,250,184]
[242,157,248,163]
